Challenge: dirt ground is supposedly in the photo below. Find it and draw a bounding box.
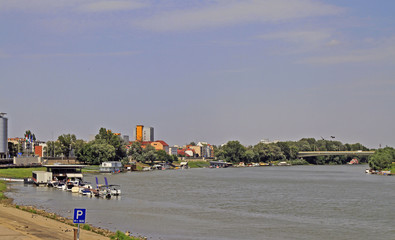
[0,204,109,240]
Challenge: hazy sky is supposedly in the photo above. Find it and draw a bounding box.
[1,0,394,148]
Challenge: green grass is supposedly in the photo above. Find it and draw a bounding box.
[110,230,142,240]
[0,167,46,179]
[82,224,91,230]
[0,181,6,199]
[391,162,395,174]
[82,165,100,173]
[188,161,210,168]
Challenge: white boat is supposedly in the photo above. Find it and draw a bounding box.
[109,185,121,196]
[71,186,80,193]
[98,186,111,198]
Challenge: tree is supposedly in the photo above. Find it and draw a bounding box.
[128,141,143,160]
[95,128,126,161]
[141,145,157,165]
[45,141,62,157]
[58,134,77,157]
[253,143,271,162]
[369,147,395,170]
[243,149,257,163]
[289,145,299,160]
[217,141,246,163]
[172,155,178,162]
[89,140,116,165]
[76,140,116,165]
[156,150,173,163]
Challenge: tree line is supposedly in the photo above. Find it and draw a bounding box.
[215,138,370,165]
[368,147,395,171]
[45,128,177,165]
[9,129,393,169]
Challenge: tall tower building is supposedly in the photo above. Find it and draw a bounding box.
[0,113,8,158]
[135,125,144,142]
[143,127,154,142]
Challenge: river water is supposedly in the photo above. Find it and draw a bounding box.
[6,165,395,240]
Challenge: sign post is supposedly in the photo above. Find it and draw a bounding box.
[73,208,86,240]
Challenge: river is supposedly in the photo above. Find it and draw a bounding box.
[6,165,395,240]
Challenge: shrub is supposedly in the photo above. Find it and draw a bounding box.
[83,224,91,230]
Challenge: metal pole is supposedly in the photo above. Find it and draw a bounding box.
[77,223,80,240]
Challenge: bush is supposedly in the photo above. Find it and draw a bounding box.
[110,230,140,240]
[289,159,309,165]
[82,224,91,230]
[0,181,6,200]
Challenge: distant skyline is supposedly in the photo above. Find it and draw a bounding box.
[1,0,394,148]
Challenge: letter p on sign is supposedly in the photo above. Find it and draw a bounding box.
[73,208,86,224]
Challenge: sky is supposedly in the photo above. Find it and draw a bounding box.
[1,0,394,148]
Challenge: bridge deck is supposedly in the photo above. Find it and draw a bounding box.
[298,151,375,157]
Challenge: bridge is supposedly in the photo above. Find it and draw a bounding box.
[298,151,375,158]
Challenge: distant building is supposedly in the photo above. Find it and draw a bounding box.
[168,146,178,156]
[134,125,155,142]
[135,125,144,142]
[260,139,279,144]
[178,148,195,157]
[143,127,154,142]
[35,145,43,157]
[0,113,8,158]
[183,142,215,158]
[151,140,169,153]
[34,142,47,157]
[122,135,129,143]
[129,140,169,153]
[8,137,24,145]
[187,145,201,157]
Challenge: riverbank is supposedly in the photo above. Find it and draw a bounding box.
[0,193,146,240]
[0,170,145,240]
[0,201,110,239]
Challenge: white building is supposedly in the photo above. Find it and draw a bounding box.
[100,161,123,173]
[260,139,279,144]
[168,146,178,156]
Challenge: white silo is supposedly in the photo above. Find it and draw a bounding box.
[0,113,8,158]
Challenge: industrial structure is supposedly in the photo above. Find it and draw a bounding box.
[0,113,7,158]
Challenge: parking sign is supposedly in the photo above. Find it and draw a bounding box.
[73,208,86,224]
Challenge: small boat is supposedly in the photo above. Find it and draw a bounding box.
[56,182,65,190]
[109,184,121,196]
[98,186,111,198]
[47,180,58,187]
[71,186,80,193]
[24,178,34,184]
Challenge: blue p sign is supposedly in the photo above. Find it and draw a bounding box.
[73,208,86,224]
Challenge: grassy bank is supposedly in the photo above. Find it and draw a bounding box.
[187,161,210,168]
[0,181,6,199]
[82,165,100,173]
[0,167,46,179]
